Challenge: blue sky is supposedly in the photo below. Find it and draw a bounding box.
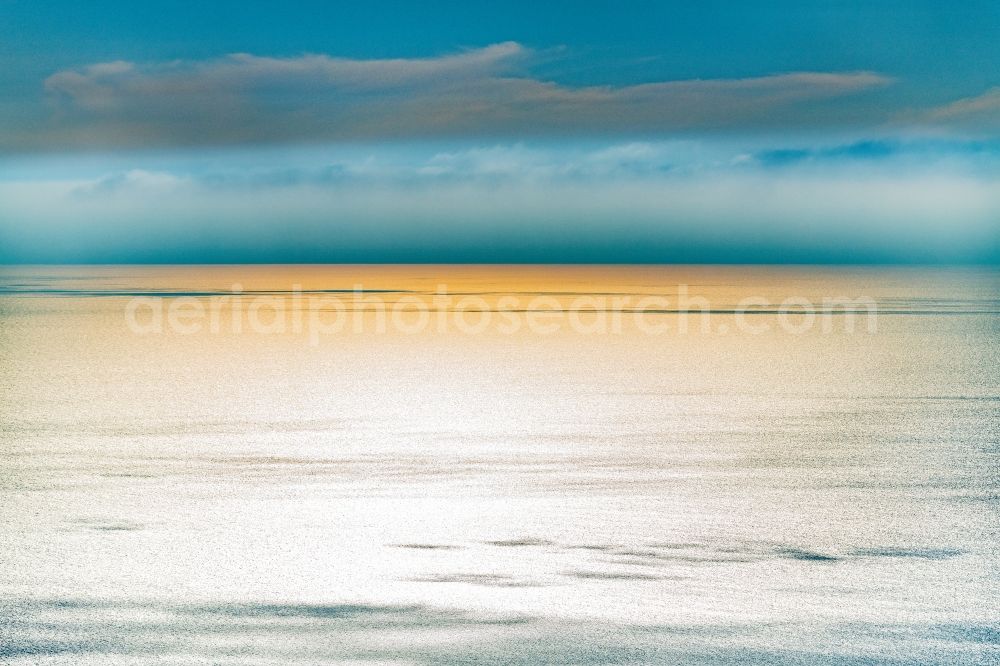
[1,1,998,262]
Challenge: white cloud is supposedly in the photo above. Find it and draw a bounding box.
[2,140,996,262]
[72,169,187,195]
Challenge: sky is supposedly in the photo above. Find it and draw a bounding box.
[0,1,998,263]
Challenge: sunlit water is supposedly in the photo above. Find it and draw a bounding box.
[0,265,997,664]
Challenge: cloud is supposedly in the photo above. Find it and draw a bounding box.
[749,138,1000,168]
[44,42,529,109]
[24,44,893,150]
[1,140,996,263]
[71,168,188,196]
[916,87,1000,129]
[754,140,898,166]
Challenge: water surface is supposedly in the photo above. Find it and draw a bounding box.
[1,265,997,663]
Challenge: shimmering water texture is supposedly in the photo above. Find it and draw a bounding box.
[0,265,997,664]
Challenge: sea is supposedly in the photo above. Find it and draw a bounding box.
[0,265,997,664]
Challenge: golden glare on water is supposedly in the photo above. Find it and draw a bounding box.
[0,265,997,663]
